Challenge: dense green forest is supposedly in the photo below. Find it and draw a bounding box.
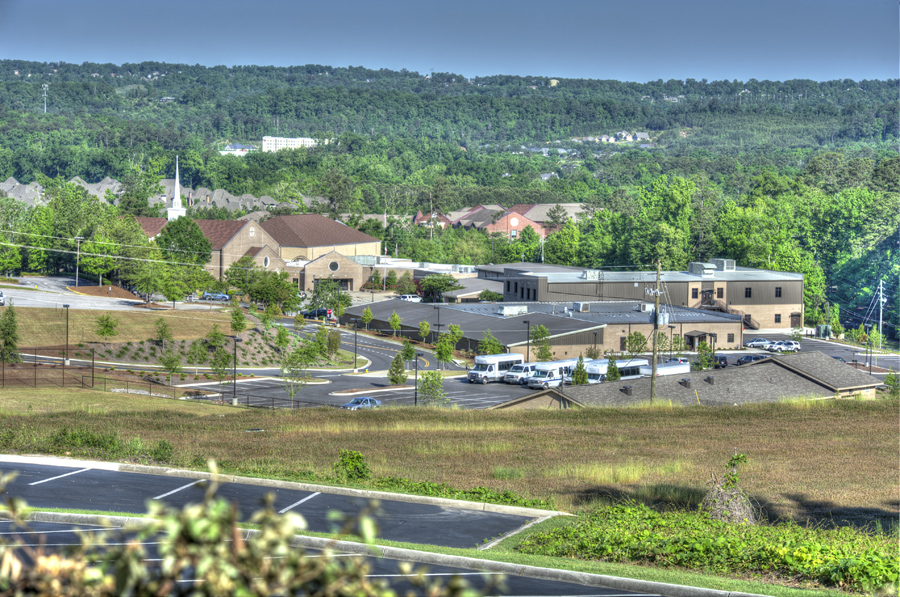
[0,60,896,338]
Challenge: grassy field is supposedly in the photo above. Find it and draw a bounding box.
[16,307,232,347]
[0,391,895,529]
[0,387,234,416]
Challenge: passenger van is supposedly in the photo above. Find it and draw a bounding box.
[467,353,525,384]
[398,294,422,302]
[584,358,649,383]
[527,358,580,390]
[504,362,538,385]
[639,361,691,377]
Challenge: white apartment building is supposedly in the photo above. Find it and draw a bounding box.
[261,136,320,152]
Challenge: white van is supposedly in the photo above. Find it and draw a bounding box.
[583,358,650,383]
[468,353,525,384]
[639,361,691,377]
[398,294,422,302]
[527,358,580,390]
[504,362,538,385]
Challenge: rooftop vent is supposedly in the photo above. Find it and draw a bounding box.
[497,305,528,317]
[573,302,590,313]
[705,376,715,385]
[688,262,716,277]
[711,258,736,272]
[681,378,692,389]
[622,385,633,396]
[639,303,653,313]
[581,270,600,280]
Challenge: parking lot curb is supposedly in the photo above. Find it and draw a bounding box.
[0,455,563,519]
[5,510,771,597]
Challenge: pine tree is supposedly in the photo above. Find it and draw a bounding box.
[387,353,408,385]
[606,354,621,381]
[571,355,588,385]
[0,304,21,364]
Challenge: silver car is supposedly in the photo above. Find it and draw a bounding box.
[340,397,381,410]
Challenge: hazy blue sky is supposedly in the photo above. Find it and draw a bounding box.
[2,0,897,82]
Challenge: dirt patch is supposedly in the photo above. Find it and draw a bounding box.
[68,283,141,301]
[133,302,172,310]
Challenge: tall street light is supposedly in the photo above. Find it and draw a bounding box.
[74,236,84,287]
[351,317,359,372]
[668,325,676,360]
[414,351,423,406]
[233,337,242,404]
[63,304,70,365]
[433,306,440,343]
[523,320,531,362]
[592,330,598,357]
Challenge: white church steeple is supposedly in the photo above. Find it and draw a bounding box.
[167,155,186,221]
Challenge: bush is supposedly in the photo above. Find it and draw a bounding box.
[151,439,174,463]
[332,449,371,481]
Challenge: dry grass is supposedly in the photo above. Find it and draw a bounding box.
[15,307,232,347]
[0,386,233,416]
[0,395,896,527]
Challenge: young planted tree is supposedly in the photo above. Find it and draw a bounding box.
[158,348,183,380]
[206,324,227,350]
[418,320,431,343]
[435,336,454,370]
[400,340,416,367]
[95,313,119,341]
[395,271,416,295]
[326,330,341,357]
[531,324,553,361]
[477,329,505,356]
[385,269,398,289]
[209,347,233,385]
[314,325,328,357]
[387,352,408,385]
[625,331,648,358]
[418,370,449,406]
[606,354,621,381]
[275,326,291,353]
[361,306,373,331]
[155,317,174,348]
[389,311,402,337]
[0,304,21,364]
[696,340,715,371]
[186,340,208,375]
[571,355,588,385]
[231,306,247,335]
[279,338,309,408]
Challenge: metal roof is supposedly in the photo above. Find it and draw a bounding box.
[531,267,803,283]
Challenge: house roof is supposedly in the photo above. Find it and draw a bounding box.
[260,214,380,248]
[507,351,883,409]
[134,217,245,250]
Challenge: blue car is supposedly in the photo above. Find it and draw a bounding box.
[202,291,230,301]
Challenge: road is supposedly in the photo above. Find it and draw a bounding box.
[0,457,664,596]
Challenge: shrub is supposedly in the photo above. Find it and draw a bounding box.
[332,449,370,481]
[151,439,174,463]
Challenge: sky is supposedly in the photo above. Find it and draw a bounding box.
[1,0,897,82]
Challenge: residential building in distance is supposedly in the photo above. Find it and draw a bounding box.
[261,136,321,152]
[219,143,257,156]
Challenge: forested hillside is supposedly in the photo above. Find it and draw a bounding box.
[0,60,896,338]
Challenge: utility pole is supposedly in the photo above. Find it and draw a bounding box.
[74,236,84,287]
[650,259,661,403]
[878,279,884,350]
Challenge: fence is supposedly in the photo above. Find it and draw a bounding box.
[195,390,334,410]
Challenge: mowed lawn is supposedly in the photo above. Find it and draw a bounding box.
[14,307,232,347]
[0,390,896,526]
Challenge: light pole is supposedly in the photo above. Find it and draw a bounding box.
[233,337,242,404]
[523,320,531,362]
[592,330,598,357]
[668,325,675,360]
[433,306,440,342]
[351,318,359,372]
[63,304,70,365]
[74,236,84,287]
[414,351,423,406]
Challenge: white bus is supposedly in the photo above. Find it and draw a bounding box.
[639,361,691,377]
[527,358,580,390]
[504,362,538,385]
[467,353,525,384]
[584,358,650,383]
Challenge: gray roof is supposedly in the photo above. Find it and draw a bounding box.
[443,278,503,299]
[528,351,882,408]
[524,266,803,284]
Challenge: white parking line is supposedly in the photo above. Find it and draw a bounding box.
[153,479,203,500]
[28,468,91,486]
[278,492,321,514]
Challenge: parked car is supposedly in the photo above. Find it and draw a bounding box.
[713,355,728,368]
[0,291,5,306]
[736,354,770,366]
[832,355,847,363]
[340,397,381,410]
[768,340,800,353]
[303,308,331,319]
[667,357,690,364]
[202,291,230,301]
[398,294,422,302]
[743,338,771,348]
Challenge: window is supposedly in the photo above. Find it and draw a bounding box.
[329,261,340,272]
[727,333,734,343]
[514,282,518,293]
[775,314,781,324]
[691,288,698,299]
[775,286,782,298]
[506,281,510,292]
[717,288,724,299]
[510,229,517,238]
[745,287,752,298]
